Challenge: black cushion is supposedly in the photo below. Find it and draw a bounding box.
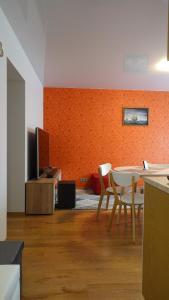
[0,240,24,264]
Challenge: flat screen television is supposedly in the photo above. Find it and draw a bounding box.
[36,127,50,178]
[28,130,37,180]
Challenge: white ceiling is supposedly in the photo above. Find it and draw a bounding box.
[1,0,169,90]
[0,0,46,83]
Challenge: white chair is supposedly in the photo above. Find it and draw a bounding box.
[108,170,144,243]
[97,163,112,217]
[97,163,121,218]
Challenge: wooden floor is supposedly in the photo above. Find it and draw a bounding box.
[7,210,144,300]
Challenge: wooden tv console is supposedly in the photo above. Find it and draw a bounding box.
[25,168,61,215]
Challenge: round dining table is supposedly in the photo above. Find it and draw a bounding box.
[114,165,169,177]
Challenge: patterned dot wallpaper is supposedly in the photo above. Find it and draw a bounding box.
[44,88,169,187]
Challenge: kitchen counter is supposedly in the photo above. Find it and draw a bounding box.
[144,176,169,194]
[142,176,169,300]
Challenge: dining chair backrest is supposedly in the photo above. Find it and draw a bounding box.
[111,171,140,187]
[99,163,112,177]
[98,163,112,192]
[110,171,140,205]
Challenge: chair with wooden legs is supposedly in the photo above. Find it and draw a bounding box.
[108,171,144,243]
[96,163,121,218]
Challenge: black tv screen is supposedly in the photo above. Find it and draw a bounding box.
[36,127,50,178]
[28,131,37,180]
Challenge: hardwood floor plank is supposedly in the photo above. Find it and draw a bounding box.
[7,210,143,300]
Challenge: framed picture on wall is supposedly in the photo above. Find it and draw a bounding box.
[123,108,149,125]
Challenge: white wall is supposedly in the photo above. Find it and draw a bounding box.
[0,54,7,241]
[7,79,25,212]
[0,0,46,83]
[0,7,43,240]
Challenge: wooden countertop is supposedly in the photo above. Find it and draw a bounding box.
[144,176,169,194]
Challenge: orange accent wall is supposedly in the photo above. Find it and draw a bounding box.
[44,88,169,187]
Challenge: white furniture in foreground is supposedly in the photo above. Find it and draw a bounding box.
[0,265,20,299]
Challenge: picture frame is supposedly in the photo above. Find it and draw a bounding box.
[123,108,149,125]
